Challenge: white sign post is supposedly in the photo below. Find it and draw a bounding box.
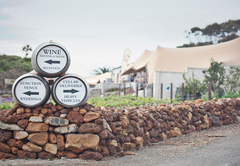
[52,74,90,108]
[31,42,71,78]
[12,74,50,107]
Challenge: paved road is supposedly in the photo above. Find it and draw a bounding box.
[1,123,240,166]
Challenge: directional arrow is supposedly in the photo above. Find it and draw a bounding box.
[63,89,79,94]
[44,59,60,65]
[23,91,39,96]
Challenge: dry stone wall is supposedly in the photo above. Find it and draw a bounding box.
[0,98,240,160]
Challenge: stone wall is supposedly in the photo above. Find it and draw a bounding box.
[0,98,240,160]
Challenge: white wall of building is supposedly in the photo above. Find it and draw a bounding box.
[153,65,236,100]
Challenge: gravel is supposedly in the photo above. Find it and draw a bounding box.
[1,123,240,166]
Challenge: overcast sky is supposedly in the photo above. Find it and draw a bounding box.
[0,0,239,77]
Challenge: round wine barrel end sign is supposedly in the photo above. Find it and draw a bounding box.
[12,74,50,108]
[52,74,90,108]
[31,42,71,78]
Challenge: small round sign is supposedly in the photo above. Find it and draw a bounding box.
[12,73,50,107]
[52,74,90,108]
[31,42,71,77]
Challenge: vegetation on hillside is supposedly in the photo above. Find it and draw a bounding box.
[0,54,32,90]
[177,19,240,48]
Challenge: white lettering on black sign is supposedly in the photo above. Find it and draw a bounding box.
[55,77,86,105]
[15,77,46,106]
[37,45,67,73]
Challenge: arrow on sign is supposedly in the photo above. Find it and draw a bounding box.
[44,59,60,65]
[63,89,79,94]
[23,91,39,96]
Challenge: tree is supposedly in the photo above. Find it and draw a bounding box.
[93,66,111,75]
[181,71,207,98]
[223,66,240,92]
[202,58,226,95]
[178,19,240,48]
[22,45,32,57]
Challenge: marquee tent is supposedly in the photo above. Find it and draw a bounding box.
[123,37,240,84]
[84,72,111,86]
[122,50,154,75]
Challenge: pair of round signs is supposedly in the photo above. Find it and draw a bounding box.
[12,42,90,108]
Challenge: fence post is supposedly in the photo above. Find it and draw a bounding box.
[119,84,121,96]
[193,82,196,101]
[151,83,153,98]
[181,83,184,102]
[161,83,163,99]
[208,82,211,100]
[170,83,172,104]
[136,84,138,97]
[143,86,145,97]
[123,84,126,96]
[130,84,131,95]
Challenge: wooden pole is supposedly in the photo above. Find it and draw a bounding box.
[181,83,184,102]
[143,86,145,97]
[119,84,121,96]
[170,83,173,104]
[208,82,211,100]
[161,83,163,99]
[124,84,126,96]
[151,83,153,98]
[136,84,138,97]
[193,82,196,101]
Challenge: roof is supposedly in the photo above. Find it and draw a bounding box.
[122,50,154,75]
[146,37,240,84]
[84,72,111,86]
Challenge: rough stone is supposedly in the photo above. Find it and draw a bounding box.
[16,108,24,114]
[0,129,12,142]
[0,121,23,131]
[43,143,58,155]
[135,137,144,145]
[0,151,17,159]
[109,140,118,147]
[78,123,102,134]
[25,122,49,133]
[28,132,48,146]
[11,147,18,154]
[170,127,181,137]
[72,107,80,112]
[13,131,28,139]
[98,129,108,139]
[22,142,42,152]
[103,119,112,132]
[212,115,220,126]
[17,119,28,129]
[17,150,36,159]
[161,132,168,141]
[83,112,100,122]
[64,151,78,158]
[65,133,99,153]
[79,150,103,161]
[79,109,87,115]
[49,133,57,144]
[41,108,48,114]
[7,139,23,149]
[29,116,43,122]
[57,134,65,151]
[60,114,67,118]
[44,116,69,126]
[0,142,11,153]
[54,124,78,134]
[38,151,55,159]
[66,111,83,126]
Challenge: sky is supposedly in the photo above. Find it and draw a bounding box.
[0,0,240,77]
